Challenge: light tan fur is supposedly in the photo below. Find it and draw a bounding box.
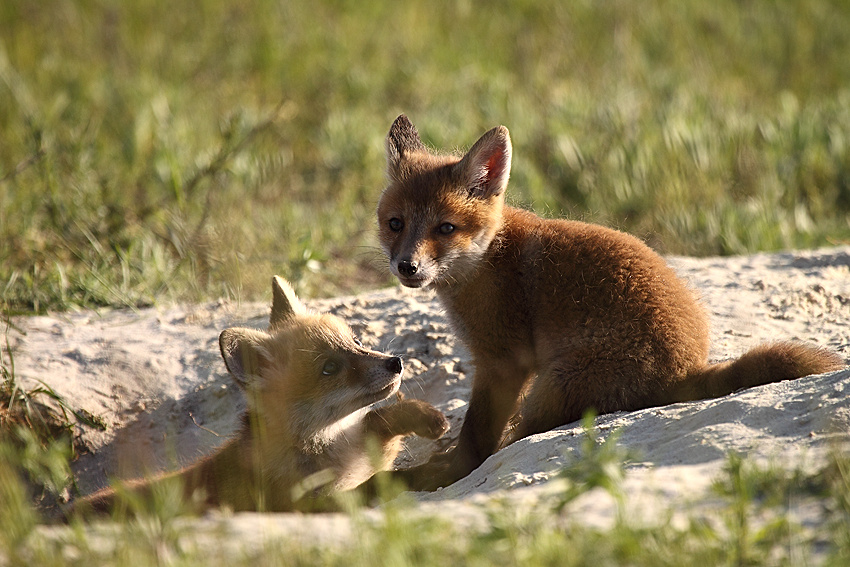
[377,115,845,490]
[72,276,448,516]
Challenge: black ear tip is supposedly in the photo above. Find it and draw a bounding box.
[387,114,425,159]
[218,329,234,354]
[390,114,416,135]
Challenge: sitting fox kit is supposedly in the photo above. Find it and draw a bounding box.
[377,114,844,489]
[77,276,448,515]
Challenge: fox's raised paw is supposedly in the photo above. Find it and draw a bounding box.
[398,399,449,439]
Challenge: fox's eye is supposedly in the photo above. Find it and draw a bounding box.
[388,218,404,232]
[321,360,341,376]
[353,337,363,347]
[438,222,455,235]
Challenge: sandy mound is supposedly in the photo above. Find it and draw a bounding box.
[8,246,850,543]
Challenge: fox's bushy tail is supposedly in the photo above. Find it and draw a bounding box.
[666,343,844,403]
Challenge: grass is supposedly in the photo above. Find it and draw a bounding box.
[0,317,105,519]
[1,317,105,452]
[1,0,850,313]
[0,319,106,451]
[2,416,850,565]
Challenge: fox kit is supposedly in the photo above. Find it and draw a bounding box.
[74,276,448,515]
[377,114,844,490]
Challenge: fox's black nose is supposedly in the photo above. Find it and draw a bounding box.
[397,260,418,277]
[385,356,403,374]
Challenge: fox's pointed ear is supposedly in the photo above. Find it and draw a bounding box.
[219,328,271,389]
[455,126,512,199]
[270,276,306,329]
[386,114,426,178]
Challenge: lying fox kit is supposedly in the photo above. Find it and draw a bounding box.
[74,276,448,515]
[377,115,844,490]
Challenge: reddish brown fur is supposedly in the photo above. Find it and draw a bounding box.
[72,276,447,517]
[377,115,845,490]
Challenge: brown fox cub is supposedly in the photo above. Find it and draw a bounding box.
[74,276,448,515]
[377,115,844,490]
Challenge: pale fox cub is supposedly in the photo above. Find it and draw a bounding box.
[377,115,844,490]
[74,276,448,515]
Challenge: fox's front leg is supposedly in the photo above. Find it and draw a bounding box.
[364,395,449,444]
[401,359,532,490]
[355,397,448,504]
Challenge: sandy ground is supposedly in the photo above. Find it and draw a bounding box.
[8,246,850,551]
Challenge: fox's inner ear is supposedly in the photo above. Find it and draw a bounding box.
[455,125,512,199]
[270,276,307,329]
[386,114,426,179]
[219,328,271,389]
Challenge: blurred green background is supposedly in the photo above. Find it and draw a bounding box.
[2,0,849,313]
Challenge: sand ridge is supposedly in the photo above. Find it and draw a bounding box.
[8,247,850,546]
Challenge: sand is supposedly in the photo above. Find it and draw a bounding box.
[8,246,850,551]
